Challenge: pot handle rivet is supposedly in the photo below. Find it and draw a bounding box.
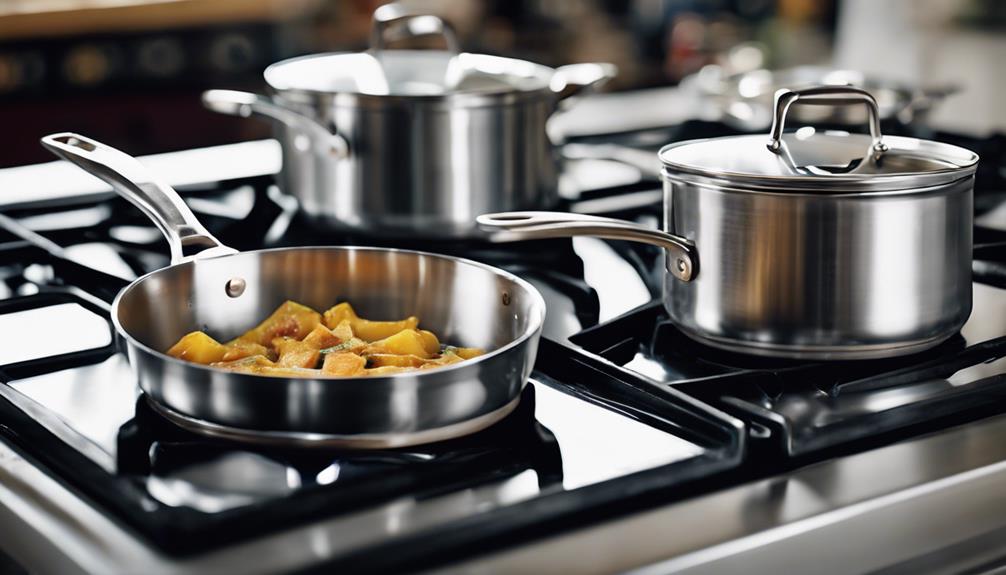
[225,277,247,298]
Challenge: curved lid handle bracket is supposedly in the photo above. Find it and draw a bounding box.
[767,85,888,157]
[370,3,459,55]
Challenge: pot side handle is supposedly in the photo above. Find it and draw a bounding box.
[477,211,697,282]
[40,133,236,265]
[551,63,618,104]
[202,89,349,159]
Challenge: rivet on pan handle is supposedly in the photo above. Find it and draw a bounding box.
[40,133,237,265]
[477,211,698,282]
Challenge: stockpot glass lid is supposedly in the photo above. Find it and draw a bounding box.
[659,86,979,192]
[264,6,554,97]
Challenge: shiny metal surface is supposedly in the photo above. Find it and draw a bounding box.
[202,4,616,238]
[370,4,460,60]
[766,86,887,155]
[661,175,974,358]
[658,123,978,194]
[658,90,977,358]
[40,133,547,443]
[480,174,974,359]
[481,89,978,358]
[439,413,1006,575]
[40,133,236,263]
[5,404,1006,574]
[146,394,522,449]
[477,211,697,282]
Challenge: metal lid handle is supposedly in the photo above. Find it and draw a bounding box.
[767,85,888,155]
[370,3,459,55]
[40,133,235,264]
[477,211,698,282]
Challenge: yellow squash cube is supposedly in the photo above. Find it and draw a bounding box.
[231,301,321,346]
[322,302,419,342]
[167,331,228,364]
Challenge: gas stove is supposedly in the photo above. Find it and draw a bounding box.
[2,89,1006,574]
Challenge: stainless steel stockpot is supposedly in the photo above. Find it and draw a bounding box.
[203,3,615,238]
[481,86,979,360]
[41,133,546,448]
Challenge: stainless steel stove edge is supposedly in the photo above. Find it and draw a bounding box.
[434,412,1006,575]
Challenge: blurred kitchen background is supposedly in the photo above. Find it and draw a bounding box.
[0,0,1002,168]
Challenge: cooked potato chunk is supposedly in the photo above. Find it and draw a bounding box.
[367,353,428,368]
[211,354,276,373]
[232,301,321,346]
[330,320,354,342]
[301,324,342,350]
[273,338,321,369]
[221,341,273,362]
[322,352,366,376]
[167,331,228,364]
[421,350,466,369]
[451,347,485,360]
[418,330,441,356]
[323,302,419,342]
[369,329,433,359]
[168,300,488,377]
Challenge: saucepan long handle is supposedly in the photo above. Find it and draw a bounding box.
[40,133,236,264]
[477,211,697,282]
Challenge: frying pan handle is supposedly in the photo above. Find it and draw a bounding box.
[477,211,697,282]
[40,133,236,264]
[767,85,888,156]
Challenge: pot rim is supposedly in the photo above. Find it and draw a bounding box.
[659,134,979,193]
[661,169,977,197]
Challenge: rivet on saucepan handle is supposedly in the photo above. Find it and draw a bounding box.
[476,211,698,282]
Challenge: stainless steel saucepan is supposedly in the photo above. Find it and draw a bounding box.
[40,133,546,448]
[203,3,616,238]
[481,86,980,360]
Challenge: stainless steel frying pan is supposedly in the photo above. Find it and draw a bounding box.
[40,133,546,449]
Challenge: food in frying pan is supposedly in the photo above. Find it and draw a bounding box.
[166,301,485,377]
